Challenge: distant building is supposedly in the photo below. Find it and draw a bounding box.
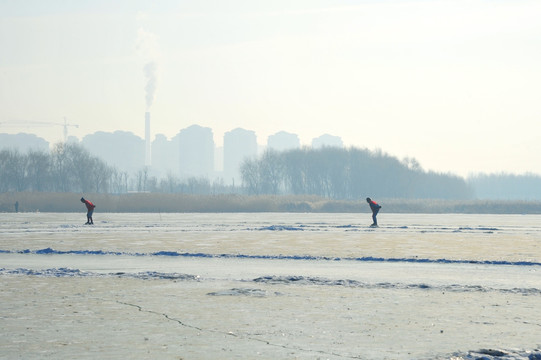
[223,128,257,185]
[66,135,79,144]
[176,125,215,178]
[267,131,300,152]
[151,134,179,178]
[0,133,49,152]
[312,134,343,149]
[82,131,144,173]
[214,146,223,172]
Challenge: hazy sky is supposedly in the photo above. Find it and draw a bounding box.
[1,0,540,177]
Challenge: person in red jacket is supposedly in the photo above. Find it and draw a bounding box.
[80,197,96,225]
[366,197,382,227]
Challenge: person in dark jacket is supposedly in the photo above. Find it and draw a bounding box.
[81,197,96,225]
[366,197,381,227]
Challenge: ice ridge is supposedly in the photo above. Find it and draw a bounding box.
[2,268,540,296]
[0,267,199,280]
[3,248,541,267]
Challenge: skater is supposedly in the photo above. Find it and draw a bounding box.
[366,197,381,227]
[80,197,95,225]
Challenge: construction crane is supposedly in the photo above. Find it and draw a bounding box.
[0,117,79,142]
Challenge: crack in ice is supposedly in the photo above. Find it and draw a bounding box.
[114,300,364,359]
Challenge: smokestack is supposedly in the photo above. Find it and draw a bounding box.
[145,112,151,166]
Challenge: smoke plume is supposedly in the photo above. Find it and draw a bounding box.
[137,25,160,110]
[144,61,157,110]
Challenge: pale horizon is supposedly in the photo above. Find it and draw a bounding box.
[1,0,540,177]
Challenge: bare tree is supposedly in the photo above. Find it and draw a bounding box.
[0,149,25,192]
[26,150,51,191]
[240,158,261,195]
[258,150,284,195]
[51,143,75,192]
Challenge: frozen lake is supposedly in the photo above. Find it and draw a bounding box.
[1,212,541,359]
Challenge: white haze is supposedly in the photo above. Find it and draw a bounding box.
[0,0,540,177]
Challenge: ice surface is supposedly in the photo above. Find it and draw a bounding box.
[1,212,541,359]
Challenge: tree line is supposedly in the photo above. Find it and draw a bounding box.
[241,147,474,199]
[468,172,541,200]
[0,143,115,193]
[0,143,232,194]
[3,143,541,200]
[0,144,474,199]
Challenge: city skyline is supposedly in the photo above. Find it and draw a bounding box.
[0,125,346,180]
[0,125,343,150]
[1,0,540,177]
